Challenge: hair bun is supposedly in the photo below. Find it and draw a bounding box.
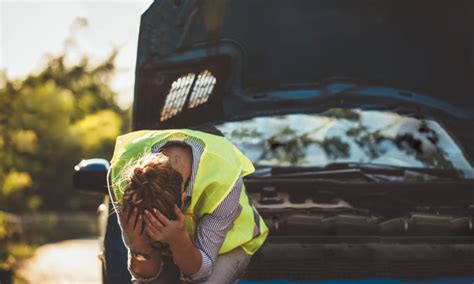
[130,166,149,188]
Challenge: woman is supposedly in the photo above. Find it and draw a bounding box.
[108,129,268,283]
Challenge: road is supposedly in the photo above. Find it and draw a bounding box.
[16,238,101,284]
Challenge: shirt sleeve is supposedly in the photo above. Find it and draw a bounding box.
[183,174,243,282]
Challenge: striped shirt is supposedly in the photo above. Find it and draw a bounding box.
[111,136,243,282]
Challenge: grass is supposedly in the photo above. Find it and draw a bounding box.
[0,242,38,271]
[0,242,37,284]
[7,243,38,261]
[13,275,29,284]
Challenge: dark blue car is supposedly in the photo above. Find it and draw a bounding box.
[74,1,474,283]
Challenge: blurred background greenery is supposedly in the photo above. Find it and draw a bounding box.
[0,29,130,275]
[1,2,151,280]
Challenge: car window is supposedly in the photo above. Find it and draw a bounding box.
[215,109,472,170]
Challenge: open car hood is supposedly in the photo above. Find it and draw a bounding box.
[133,0,474,162]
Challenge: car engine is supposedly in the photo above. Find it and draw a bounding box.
[244,188,474,280]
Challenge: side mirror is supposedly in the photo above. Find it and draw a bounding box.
[73,158,110,195]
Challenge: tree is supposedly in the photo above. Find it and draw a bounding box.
[0,49,130,213]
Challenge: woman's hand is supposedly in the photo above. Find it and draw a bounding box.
[144,205,202,275]
[120,205,164,278]
[143,205,187,247]
[119,205,151,251]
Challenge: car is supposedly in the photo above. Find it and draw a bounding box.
[73,0,474,283]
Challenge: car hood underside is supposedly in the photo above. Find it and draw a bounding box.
[134,0,474,161]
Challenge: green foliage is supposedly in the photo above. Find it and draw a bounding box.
[0,211,16,270]
[0,212,10,239]
[0,50,130,213]
[7,243,37,262]
[1,170,32,197]
[71,109,123,157]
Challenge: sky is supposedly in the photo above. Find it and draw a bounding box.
[1,0,153,107]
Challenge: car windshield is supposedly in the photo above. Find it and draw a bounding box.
[215,109,472,170]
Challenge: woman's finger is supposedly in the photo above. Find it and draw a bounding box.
[119,205,131,226]
[130,207,139,230]
[154,208,170,226]
[144,217,163,241]
[174,204,185,223]
[128,206,136,221]
[145,226,161,241]
[145,211,163,231]
[144,210,164,230]
[133,214,144,235]
[120,205,129,223]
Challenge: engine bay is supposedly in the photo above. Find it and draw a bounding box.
[243,188,474,280]
[250,190,474,237]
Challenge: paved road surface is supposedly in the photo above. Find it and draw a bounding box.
[17,238,101,284]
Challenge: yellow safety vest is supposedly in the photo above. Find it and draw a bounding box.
[110,129,268,255]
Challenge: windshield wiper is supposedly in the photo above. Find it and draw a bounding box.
[251,163,469,182]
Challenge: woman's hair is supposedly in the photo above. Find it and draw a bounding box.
[122,152,183,220]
